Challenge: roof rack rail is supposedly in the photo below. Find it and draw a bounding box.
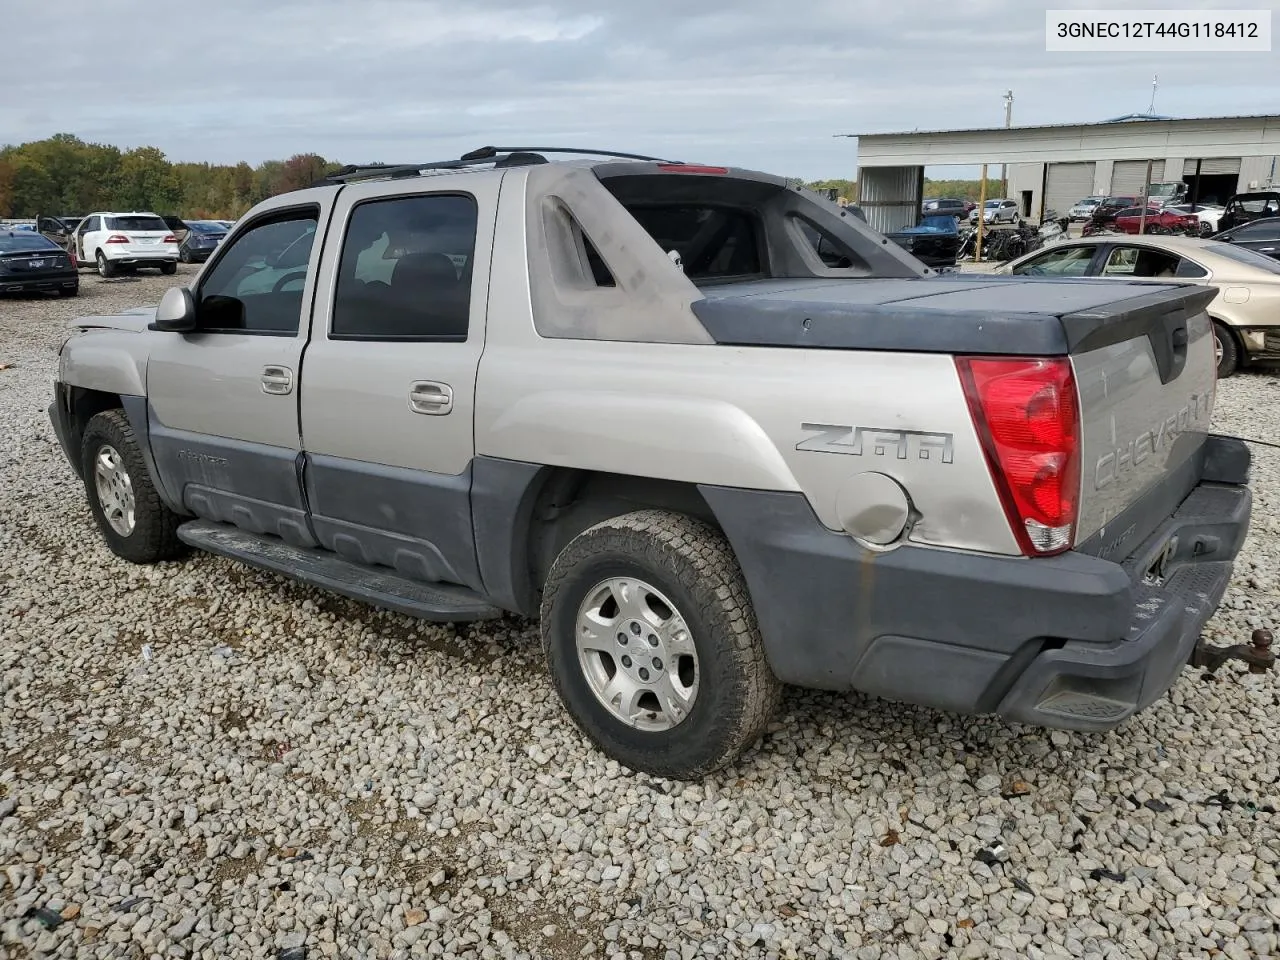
[458,146,678,163]
[311,146,680,187]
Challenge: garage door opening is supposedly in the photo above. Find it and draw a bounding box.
[1184,173,1238,206]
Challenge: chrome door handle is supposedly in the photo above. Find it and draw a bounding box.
[409,381,453,415]
[261,365,293,395]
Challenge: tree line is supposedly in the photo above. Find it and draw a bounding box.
[805,177,1009,204]
[0,134,1004,220]
[0,134,342,220]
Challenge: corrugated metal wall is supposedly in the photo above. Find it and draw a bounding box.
[1110,160,1164,196]
[1044,163,1096,216]
[1238,156,1280,190]
[1182,158,1242,176]
[857,166,924,233]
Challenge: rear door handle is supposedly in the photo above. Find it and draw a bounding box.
[261,365,293,395]
[409,380,453,415]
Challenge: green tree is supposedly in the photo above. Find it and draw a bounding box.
[111,147,182,213]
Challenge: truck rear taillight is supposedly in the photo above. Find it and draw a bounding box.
[957,356,1081,556]
[104,234,130,244]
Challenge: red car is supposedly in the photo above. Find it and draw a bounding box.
[1113,206,1197,235]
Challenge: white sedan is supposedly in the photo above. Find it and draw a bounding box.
[996,234,1280,378]
[1165,203,1225,234]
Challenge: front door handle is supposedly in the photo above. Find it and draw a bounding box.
[261,365,294,396]
[409,380,453,415]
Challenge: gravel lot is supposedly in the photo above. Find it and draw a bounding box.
[2,268,1279,960]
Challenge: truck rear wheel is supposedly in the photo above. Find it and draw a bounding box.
[540,510,781,780]
[80,410,186,564]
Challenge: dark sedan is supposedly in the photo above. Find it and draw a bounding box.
[1213,216,1280,261]
[885,215,963,268]
[0,231,79,296]
[178,220,228,263]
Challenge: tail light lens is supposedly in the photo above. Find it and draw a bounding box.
[104,234,130,244]
[957,356,1081,556]
[163,234,177,243]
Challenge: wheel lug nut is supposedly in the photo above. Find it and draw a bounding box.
[617,633,627,644]
[652,658,663,670]
[647,634,658,647]
[621,656,632,668]
[639,668,650,681]
[630,623,642,636]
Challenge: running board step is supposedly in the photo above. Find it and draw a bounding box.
[177,520,501,622]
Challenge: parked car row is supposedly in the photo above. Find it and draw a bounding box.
[2,211,239,293]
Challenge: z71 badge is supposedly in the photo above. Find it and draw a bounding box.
[796,423,955,463]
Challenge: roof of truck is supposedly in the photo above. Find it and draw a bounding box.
[309,146,795,191]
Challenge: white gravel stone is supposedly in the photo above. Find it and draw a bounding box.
[1,271,1279,958]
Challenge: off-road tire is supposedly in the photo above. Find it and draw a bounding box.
[1213,321,1240,379]
[81,409,186,564]
[160,262,177,275]
[96,250,117,278]
[541,510,781,780]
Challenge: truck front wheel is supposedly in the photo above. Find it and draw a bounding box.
[540,510,781,780]
[80,410,186,564]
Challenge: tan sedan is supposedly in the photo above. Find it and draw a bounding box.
[996,235,1280,377]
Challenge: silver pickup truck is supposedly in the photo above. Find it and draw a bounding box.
[49,147,1261,780]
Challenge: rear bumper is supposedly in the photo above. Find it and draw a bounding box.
[102,248,179,264]
[1,272,78,293]
[1234,326,1280,359]
[699,435,1253,731]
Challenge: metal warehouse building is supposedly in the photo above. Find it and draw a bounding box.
[844,113,1280,232]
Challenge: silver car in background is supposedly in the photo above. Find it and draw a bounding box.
[969,198,1020,224]
[1069,196,1105,221]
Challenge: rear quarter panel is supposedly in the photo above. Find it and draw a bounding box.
[474,339,1020,555]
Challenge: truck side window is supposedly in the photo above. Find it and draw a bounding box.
[331,194,478,341]
[196,210,319,335]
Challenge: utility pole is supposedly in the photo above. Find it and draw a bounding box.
[976,163,988,262]
[1000,90,1013,200]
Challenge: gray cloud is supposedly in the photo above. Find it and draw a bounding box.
[5,0,1276,179]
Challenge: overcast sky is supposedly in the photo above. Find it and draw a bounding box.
[5,0,1277,181]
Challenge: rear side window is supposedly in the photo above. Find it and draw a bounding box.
[331,194,478,341]
[1101,246,1182,278]
[623,204,762,280]
[105,215,169,232]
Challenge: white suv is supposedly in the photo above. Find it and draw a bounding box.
[71,212,180,277]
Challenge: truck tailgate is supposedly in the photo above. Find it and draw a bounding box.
[1064,286,1218,558]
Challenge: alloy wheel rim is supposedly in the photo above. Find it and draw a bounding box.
[93,444,136,536]
[574,577,699,732]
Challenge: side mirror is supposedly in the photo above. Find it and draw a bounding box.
[149,286,197,332]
